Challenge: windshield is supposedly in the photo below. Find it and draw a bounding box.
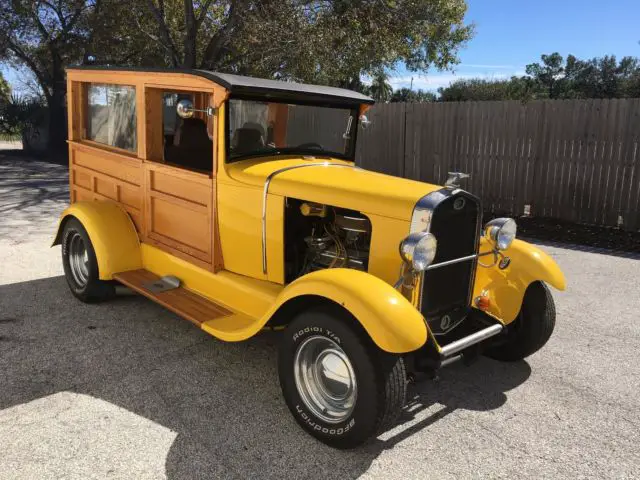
[227,99,357,161]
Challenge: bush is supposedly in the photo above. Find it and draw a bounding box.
[0,95,46,139]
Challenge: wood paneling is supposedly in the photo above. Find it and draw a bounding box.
[113,269,231,326]
[69,141,143,231]
[67,69,225,272]
[144,87,165,162]
[356,99,640,230]
[144,162,213,266]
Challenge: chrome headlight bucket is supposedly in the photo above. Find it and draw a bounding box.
[400,232,437,271]
[484,218,517,250]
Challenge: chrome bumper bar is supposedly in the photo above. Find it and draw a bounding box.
[439,323,503,358]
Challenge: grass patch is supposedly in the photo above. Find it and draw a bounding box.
[0,133,21,142]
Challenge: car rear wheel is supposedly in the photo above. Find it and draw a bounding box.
[61,217,115,303]
[485,281,556,361]
[278,306,406,449]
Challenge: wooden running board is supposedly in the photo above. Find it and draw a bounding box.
[113,269,231,326]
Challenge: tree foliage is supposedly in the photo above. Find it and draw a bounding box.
[438,77,535,102]
[369,71,393,102]
[0,0,162,149]
[0,0,473,149]
[0,94,44,138]
[0,72,11,103]
[390,87,436,103]
[439,52,640,102]
[134,0,473,86]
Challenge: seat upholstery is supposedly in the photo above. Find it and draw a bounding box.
[232,127,265,155]
[165,118,213,171]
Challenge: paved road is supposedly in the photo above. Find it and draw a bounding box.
[1,152,639,479]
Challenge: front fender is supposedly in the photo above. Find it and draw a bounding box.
[52,202,141,280]
[266,269,428,354]
[473,238,566,324]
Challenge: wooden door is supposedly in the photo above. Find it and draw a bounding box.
[143,162,214,270]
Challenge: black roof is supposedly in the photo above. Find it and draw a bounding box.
[67,66,374,106]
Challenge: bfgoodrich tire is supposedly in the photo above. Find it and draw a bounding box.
[485,281,556,361]
[61,217,115,303]
[278,306,406,449]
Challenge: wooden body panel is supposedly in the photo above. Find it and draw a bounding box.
[66,67,227,272]
[69,142,144,231]
[144,162,213,267]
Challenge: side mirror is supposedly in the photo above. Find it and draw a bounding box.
[176,99,214,119]
[359,115,372,129]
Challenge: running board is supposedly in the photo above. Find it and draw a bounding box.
[439,323,503,358]
[113,269,231,326]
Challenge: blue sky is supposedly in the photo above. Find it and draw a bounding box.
[390,0,640,92]
[3,0,640,94]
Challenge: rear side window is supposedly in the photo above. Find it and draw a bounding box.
[87,84,137,152]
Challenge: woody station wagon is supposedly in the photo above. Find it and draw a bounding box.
[54,66,566,448]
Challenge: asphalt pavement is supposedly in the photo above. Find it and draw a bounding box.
[1,150,639,479]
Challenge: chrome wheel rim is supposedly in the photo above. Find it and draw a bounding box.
[68,232,89,287]
[293,335,357,424]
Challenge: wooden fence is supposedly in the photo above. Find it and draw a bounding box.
[355,99,640,230]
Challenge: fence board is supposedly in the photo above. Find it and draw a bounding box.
[354,98,640,230]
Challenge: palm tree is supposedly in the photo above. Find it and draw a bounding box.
[370,71,393,102]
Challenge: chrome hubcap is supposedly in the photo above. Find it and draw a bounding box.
[293,335,357,424]
[68,233,89,287]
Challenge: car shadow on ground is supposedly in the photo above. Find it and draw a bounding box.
[0,276,531,479]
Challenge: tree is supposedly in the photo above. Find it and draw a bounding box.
[0,1,161,151]
[369,71,393,102]
[0,71,10,102]
[564,54,640,99]
[438,76,535,102]
[0,94,44,138]
[525,52,565,99]
[438,52,640,102]
[390,87,436,103]
[136,0,474,84]
[1,0,473,150]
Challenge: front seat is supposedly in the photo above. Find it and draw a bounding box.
[232,126,265,155]
[165,118,213,171]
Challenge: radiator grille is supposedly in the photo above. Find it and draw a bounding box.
[420,192,480,335]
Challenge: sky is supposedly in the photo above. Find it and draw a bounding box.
[390,0,640,92]
[3,0,640,95]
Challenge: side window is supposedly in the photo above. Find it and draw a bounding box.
[162,91,213,172]
[87,84,137,152]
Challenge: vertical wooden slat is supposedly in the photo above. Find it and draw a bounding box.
[351,98,639,230]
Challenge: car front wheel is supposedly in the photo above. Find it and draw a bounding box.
[485,281,556,361]
[278,306,406,449]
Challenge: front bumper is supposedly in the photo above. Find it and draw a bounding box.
[410,309,505,373]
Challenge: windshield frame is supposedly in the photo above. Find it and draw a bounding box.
[224,95,361,163]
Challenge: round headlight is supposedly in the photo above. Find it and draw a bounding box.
[485,218,517,250]
[400,232,437,271]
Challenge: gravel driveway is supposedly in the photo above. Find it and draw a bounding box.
[1,152,639,479]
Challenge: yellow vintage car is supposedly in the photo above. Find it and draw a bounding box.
[54,66,566,448]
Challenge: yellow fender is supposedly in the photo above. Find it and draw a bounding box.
[264,268,428,354]
[52,202,141,279]
[473,238,566,324]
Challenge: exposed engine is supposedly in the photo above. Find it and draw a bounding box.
[284,199,372,282]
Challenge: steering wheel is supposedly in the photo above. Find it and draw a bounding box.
[295,142,323,150]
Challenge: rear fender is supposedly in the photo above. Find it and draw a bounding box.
[52,202,141,280]
[473,238,566,324]
[265,269,428,354]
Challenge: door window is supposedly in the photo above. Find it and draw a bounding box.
[162,92,213,172]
